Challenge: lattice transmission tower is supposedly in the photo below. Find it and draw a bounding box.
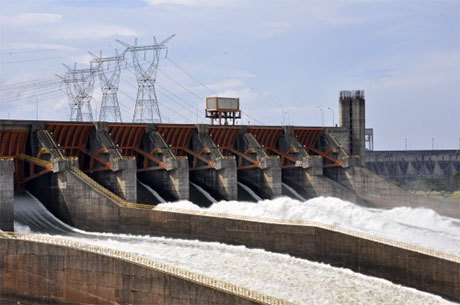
[89,50,124,122]
[57,63,97,121]
[117,35,175,123]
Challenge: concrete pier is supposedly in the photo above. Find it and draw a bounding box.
[279,126,323,199]
[42,122,137,202]
[139,127,189,201]
[236,129,281,199]
[189,125,237,201]
[0,159,14,231]
[339,90,366,166]
[88,123,137,202]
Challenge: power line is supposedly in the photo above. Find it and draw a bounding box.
[0,83,63,101]
[0,56,67,65]
[124,65,198,117]
[157,84,197,113]
[119,76,197,122]
[0,88,64,105]
[158,68,203,102]
[0,77,60,92]
[156,87,196,117]
[0,48,61,55]
[166,57,217,95]
[117,35,175,123]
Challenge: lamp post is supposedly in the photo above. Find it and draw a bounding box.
[317,106,324,127]
[327,107,334,126]
[280,104,285,125]
[284,111,291,125]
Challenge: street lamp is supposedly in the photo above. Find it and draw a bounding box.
[284,111,291,125]
[280,104,285,125]
[317,106,324,127]
[327,107,334,126]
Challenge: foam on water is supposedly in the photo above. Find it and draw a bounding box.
[158,196,460,256]
[12,192,457,304]
[22,231,453,305]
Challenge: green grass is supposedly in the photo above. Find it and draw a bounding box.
[411,190,460,203]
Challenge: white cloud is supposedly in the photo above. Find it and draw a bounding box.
[206,79,243,91]
[1,13,62,27]
[216,87,268,105]
[363,50,460,94]
[143,0,232,6]
[53,25,137,40]
[260,21,291,34]
[74,54,94,65]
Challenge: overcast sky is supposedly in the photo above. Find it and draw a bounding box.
[0,0,459,150]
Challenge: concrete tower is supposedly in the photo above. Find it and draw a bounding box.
[339,90,366,166]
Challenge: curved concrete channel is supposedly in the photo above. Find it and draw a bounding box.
[3,191,459,304]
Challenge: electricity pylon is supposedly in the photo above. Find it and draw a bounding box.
[57,63,97,121]
[89,50,123,122]
[117,35,175,123]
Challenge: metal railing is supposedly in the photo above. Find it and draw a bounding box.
[17,153,53,170]
[70,166,153,210]
[0,232,294,305]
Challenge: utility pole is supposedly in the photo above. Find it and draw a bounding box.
[57,63,97,122]
[117,35,175,123]
[89,50,124,122]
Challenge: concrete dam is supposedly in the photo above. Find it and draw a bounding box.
[1,91,459,304]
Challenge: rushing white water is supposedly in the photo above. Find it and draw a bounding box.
[138,180,166,203]
[12,192,457,304]
[190,181,217,203]
[237,181,262,201]
[14,223,454,305]
[158,196,460,256]
[282,182,307,201]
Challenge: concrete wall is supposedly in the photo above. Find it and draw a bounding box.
[89,158,137,203]
[0,159,14,231]
[30,169,459,301]
[366,150,460,185]
[324,127,350,156]
[27,166,122,229]
[0,237,266,305]
[124,209,460,302]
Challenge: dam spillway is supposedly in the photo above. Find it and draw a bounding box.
[1,91,460,303]
[6,191,456,305]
